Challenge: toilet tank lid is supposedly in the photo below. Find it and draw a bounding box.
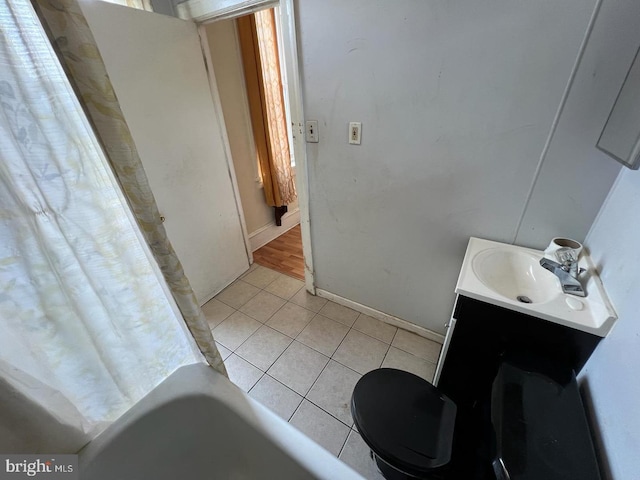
[491,362,601,480]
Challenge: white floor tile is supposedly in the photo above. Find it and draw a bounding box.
[215,280,260,309]
[241,265,282,289]
[212,311,261,350]
[307,360,361,426]
[265,275,305,300]
[215,342,232,361]
[333,330,388,375]
[289,400,350,456]
[248,374,302,421]
[268,341,329,395]
[239,290,287,323]
[224,354,263,392]
[239,263,260,279]
[201,298,235,329]
[210,271,440,467]
[392,330,441,363]
[339,430,385,480]
[235,325,292,371]
[290,288,328,313]
[381,346,436,382]
[318,301,360,327]
[266,302,315,338]
[353,314,397,344]
[297,315,350,356]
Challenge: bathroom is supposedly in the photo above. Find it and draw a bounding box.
[1,0,639,478]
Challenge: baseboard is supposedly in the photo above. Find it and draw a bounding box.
[249,208,300,252]
[315,288,445,344]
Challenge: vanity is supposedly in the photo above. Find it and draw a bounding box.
[434,237,617,479]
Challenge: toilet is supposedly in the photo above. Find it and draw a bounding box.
[351,363,602,480]
[350,368,457,480]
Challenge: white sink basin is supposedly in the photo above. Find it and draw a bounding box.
[455,238,617,337]
[472,249,559,304]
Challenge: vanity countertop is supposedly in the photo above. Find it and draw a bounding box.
[455,237,617,337]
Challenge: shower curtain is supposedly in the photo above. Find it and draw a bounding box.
[0,0,221,453]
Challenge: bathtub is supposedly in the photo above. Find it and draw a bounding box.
[79,364,363,479]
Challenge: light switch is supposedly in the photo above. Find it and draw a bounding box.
[305,120,319,143]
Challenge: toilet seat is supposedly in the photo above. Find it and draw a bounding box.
[351,368,457,478]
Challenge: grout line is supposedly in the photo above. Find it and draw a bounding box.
[246,373,262,395]
[380,342,393,368]
[261,337,296,376]
[238,299,286,325]
[301,346,331,393]
[296,314,351,357]
[328,357,363,379]
[330,326,353,361]
[329,357,363,376]
[222,265,441,458]
[231,324,260,353]
[246,370,265,394]
[380,328,400,366]
[390,327,400,344]
[215,281,262,310]
[337,429,351,460]
[288,396,305,423]
[247,373,303,422]
[304,391,356,430]
[385,328,442,365]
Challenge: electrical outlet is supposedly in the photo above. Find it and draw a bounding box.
[349,122,362,145]
[305,120,319,143]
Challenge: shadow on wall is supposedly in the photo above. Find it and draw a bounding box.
[580,378,613,480]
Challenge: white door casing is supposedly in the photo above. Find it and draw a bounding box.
[80,0,250,304]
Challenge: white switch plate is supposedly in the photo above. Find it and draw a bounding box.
[305,120,319,143]
[349,122,362,145]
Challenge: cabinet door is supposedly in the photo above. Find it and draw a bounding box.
[437,300,504,408]
[434,317,456,386]
[81,1,249,304]
[438,295,601,406]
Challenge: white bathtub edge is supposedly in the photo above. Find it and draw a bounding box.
[79,363,364,480]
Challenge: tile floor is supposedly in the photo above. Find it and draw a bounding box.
[205,264,442,480]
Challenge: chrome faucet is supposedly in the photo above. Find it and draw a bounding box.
[539,248,586,297]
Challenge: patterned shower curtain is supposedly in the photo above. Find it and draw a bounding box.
[0,0,224,453]
[32,0,227,376]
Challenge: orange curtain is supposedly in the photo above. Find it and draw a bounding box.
[237,9,296,207]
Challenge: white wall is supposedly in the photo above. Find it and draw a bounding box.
[515,0,640,248]
[580,168,640,480]
[296,0,611,334]
[206,19,274,235]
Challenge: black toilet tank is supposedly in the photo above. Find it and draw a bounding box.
[491,362,601,480]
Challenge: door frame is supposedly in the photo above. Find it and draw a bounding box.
[187,0,316,293]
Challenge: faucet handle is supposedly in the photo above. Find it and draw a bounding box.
[555,247,577,264]
[556,247,587,277]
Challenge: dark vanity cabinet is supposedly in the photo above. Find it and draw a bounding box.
[435,295,602,479]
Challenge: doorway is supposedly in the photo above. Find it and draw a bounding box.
[203,11,304,281]
[192,0,314,291]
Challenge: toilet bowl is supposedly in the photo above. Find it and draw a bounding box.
[350,368,457,480]
[353,363,602,480]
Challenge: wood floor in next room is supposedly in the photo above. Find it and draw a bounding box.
[253,224,304,280]
[203,264,442,480]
